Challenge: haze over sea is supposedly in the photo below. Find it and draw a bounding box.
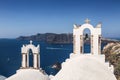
[0,39,107,77]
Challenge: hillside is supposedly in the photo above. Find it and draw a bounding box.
[16,33,119,44]
[17,33,73,44]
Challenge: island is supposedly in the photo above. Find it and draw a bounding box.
[16,33,119,44]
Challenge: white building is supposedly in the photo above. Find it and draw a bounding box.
[51,19,117,80]
[5,41,49,80]
[5,19,117,80]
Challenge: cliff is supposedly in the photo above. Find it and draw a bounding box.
[16,33,73,44]
[16,33,119,44]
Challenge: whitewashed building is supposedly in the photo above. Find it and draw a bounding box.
[5,41,49,80]
[51,19,117,80]
[5,19,117,80]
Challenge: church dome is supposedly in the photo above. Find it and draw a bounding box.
[51,54,117,80]
[6,69,49,80]
[0,75,6,80]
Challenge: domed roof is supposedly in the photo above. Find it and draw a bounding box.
[51,54,117,80]
[6,69,49,80]
[0,75,6,80]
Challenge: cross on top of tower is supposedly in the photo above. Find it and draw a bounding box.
[85,18,90,23]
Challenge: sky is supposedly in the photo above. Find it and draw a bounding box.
[0,0,120,38]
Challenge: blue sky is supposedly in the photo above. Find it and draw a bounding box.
[0,0,120,38]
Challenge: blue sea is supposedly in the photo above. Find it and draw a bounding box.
[0,39,107,77]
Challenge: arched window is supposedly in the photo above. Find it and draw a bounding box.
[28,49,34,67]
[83,28,91,53]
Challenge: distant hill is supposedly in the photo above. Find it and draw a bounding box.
[16,33,119,44]
[16,33,73,44]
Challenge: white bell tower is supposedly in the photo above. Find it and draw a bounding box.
[73,19,102,55]
[21,40,40,69]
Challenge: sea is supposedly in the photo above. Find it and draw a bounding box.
[0,39,107,78]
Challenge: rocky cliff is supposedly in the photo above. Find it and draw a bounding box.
[17,33,118,44]
[16,33,119,44]
[17,33,73,44]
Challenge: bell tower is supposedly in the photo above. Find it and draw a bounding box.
[21,40,40,69]
[73,19,102,55]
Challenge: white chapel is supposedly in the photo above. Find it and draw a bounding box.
[51,19,117,80]
[5,19,117,80]
[5,41,49,80]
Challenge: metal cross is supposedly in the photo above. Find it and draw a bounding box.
[85,18,90,23]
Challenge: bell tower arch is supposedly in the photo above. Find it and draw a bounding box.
[21,40,40,69]
[73,19,101,55]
